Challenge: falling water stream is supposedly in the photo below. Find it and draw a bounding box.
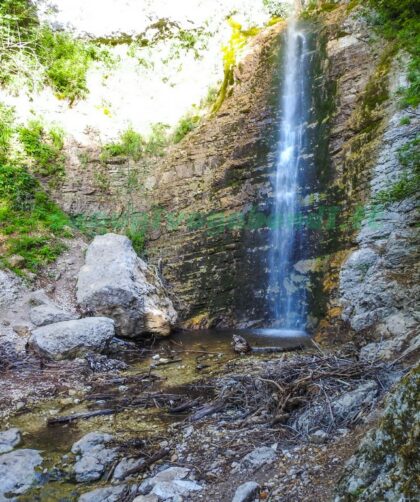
[268,14,310,332]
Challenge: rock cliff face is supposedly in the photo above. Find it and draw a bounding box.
[41,2,418,339]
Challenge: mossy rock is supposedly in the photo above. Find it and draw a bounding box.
[334,364,420,501]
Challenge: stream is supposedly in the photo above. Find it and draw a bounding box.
[2,329,311,499]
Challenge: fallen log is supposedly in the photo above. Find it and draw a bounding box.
[152,358,182,367]
[189,400,224,422]
[168,398,200,414]
[251,345,304,354]
[47,408,117,425]
[120,448,169,479]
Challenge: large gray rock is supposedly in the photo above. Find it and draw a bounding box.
[29,304,79,327]
[71,432,118,483]
[334,366,419,501]
[79,484,137,502]
[0,428,21,454]
[0,449,42,497]
[332,381,378,420]
[360,313,420,361]
[29,317,115,360]
[338,104,420,338]
[76,234,177,338]
[232,481,260,502]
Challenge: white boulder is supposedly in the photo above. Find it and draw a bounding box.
[29,317,115,360]
[76,234,177,338]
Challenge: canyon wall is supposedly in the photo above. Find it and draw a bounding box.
[22,2,418,344]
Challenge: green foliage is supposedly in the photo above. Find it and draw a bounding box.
[101,124,171,161]
[144,123,170,156]
[0,0,114,101]
[0,165,70,273]
[263,0,292,17]
[18,120,65,178]
[172,115,200,144]
[0,164,38,210]
[365,0,420,108]
[0,104,69,273]
[374,137,420,204]
[101,128,144,161]
[0,104,15,164]
[36,29,94,102]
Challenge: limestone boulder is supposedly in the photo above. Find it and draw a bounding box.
[71,432,118,483]
[76,234,177,338]
[0,449,42,497]
[29,317,115,360]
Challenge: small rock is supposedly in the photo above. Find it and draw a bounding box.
[240,447,277,470]
[232,481,260,502]
[231,334,252,354]
[309,430,329,444]
[0,428,21,454]
[113,457,144,481]
[151,479,202,499]
[79,484,137,502]
[133,495,159,502]
[139,467,191,495]
[85,353,128,372]
[12,324,31,337]
[28,290,51,306]
[8,255,25,268]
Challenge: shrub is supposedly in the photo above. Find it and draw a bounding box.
[144,123,170,156]
[0,0,114,102]
[37,28,95,103]
[18,120,65,178]
[173,115,200,144]
[0,104,15,164]
[365,0,420,107]
[101,127,144,161]
[0,107,70,273]
[263,0,293,17]
[0,165,70,272]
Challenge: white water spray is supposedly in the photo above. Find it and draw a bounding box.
[268,14,310,329]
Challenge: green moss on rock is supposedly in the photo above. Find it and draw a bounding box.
[335,365,420,501]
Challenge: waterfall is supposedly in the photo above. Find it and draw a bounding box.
[268,17,310,330]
